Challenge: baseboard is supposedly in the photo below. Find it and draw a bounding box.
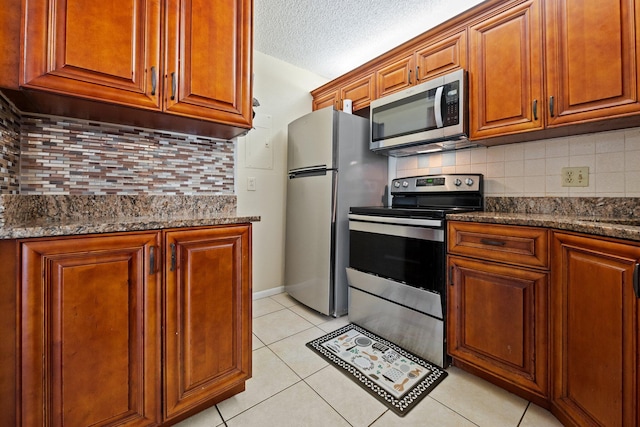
[252,286,285,300]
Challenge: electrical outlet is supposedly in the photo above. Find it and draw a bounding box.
[247,176,256,191]
[561,167,589,187]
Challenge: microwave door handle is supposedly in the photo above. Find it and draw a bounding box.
[434,85,444,128]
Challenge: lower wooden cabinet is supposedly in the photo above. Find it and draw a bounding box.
[164,226,252,420]
[551,232,640,427]
[15,224,252,427]
[20,232,162,426]
[447,255,549,404]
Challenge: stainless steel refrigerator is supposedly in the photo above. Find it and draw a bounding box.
[285,107,388,316]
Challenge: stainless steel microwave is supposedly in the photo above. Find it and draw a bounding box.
[370,69,470,156]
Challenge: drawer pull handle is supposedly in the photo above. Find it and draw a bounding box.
[480,238,506,247]
[533,99,538,120]
[549,95,555,117]
[634,263,640,298]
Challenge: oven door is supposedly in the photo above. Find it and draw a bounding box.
[348,215,445,295]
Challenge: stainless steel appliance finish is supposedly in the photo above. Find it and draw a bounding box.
[348,173,483,367]
[369,69,471,157]
[285,107,388,317]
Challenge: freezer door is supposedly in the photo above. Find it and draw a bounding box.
[284,170,335,316]
[287,107,335,171]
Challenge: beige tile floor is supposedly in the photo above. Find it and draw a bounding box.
[176,293,564,427]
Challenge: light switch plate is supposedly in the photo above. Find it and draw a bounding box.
[561,167,589,187]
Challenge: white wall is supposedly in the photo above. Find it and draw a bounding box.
[235,51,328,295]
[395,127,640,197]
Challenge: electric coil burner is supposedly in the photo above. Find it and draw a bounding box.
[347,173,483,367]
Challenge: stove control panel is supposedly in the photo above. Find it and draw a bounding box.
[391,174,482,193]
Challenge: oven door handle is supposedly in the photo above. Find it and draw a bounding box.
[348,214,442,228]
[349,217,444,242]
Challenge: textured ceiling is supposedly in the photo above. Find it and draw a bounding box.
[254,0,485,80]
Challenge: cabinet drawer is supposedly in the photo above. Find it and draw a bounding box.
[448,221,549,268]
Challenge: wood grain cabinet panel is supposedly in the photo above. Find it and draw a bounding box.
[312,89,339,111]
[341,74,375,111]
[448,221,549,268]
[20,233,162,427]
[448,255,549,402]
[551,232,640,427]
[376,54,415,98]
[544,0,640,126]
[164,225,251,421]
[21,0,162,110]
[19,0,252,132]
[469,0,544,139]
[415,30,467,83]
[164,0,253,127]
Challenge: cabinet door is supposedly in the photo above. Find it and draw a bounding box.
[552,232,640,427]
[164,225,251,420]
[415,30,467,83]
[21,0,161,110]
[545,0,640,126]
[448,255,549,401]
[312,88,340,111]
[468,0,544,139]
[376,54,415,98]
[164,0,253,128]
[341,73,375,111]
[21,233,161,427]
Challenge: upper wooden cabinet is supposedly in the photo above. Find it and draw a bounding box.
[468,0,544,139]
[312,0,640,140]
[414,30,467,84]
[376,54,415,98]
[469,0,640,140]
[163,0,252,126]
[544,0,640,126]
[21,0,162,110]
[341,73,375,111]
[313,29,468,111]
[17,0,252,136]
[312,88,340,111]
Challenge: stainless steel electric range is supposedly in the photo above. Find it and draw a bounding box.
[347,173,483,367]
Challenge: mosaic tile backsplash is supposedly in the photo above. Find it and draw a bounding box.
[0,95,20,194]
[0,94,235,195]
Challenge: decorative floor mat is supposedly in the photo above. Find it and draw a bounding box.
[306,323,447,416]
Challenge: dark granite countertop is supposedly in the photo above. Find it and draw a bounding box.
[447,197,640,242]
[0,195,260,239]
[447,211,640,242]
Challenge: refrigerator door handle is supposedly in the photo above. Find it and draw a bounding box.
[289,165,328,174]
[289,167,337,179]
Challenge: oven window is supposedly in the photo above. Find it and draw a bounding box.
[349,230,445,295]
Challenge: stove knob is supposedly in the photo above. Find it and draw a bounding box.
[393,181,401,188]
[465,178,474,186]
[454,178,462,186]
[402,181,409,188]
